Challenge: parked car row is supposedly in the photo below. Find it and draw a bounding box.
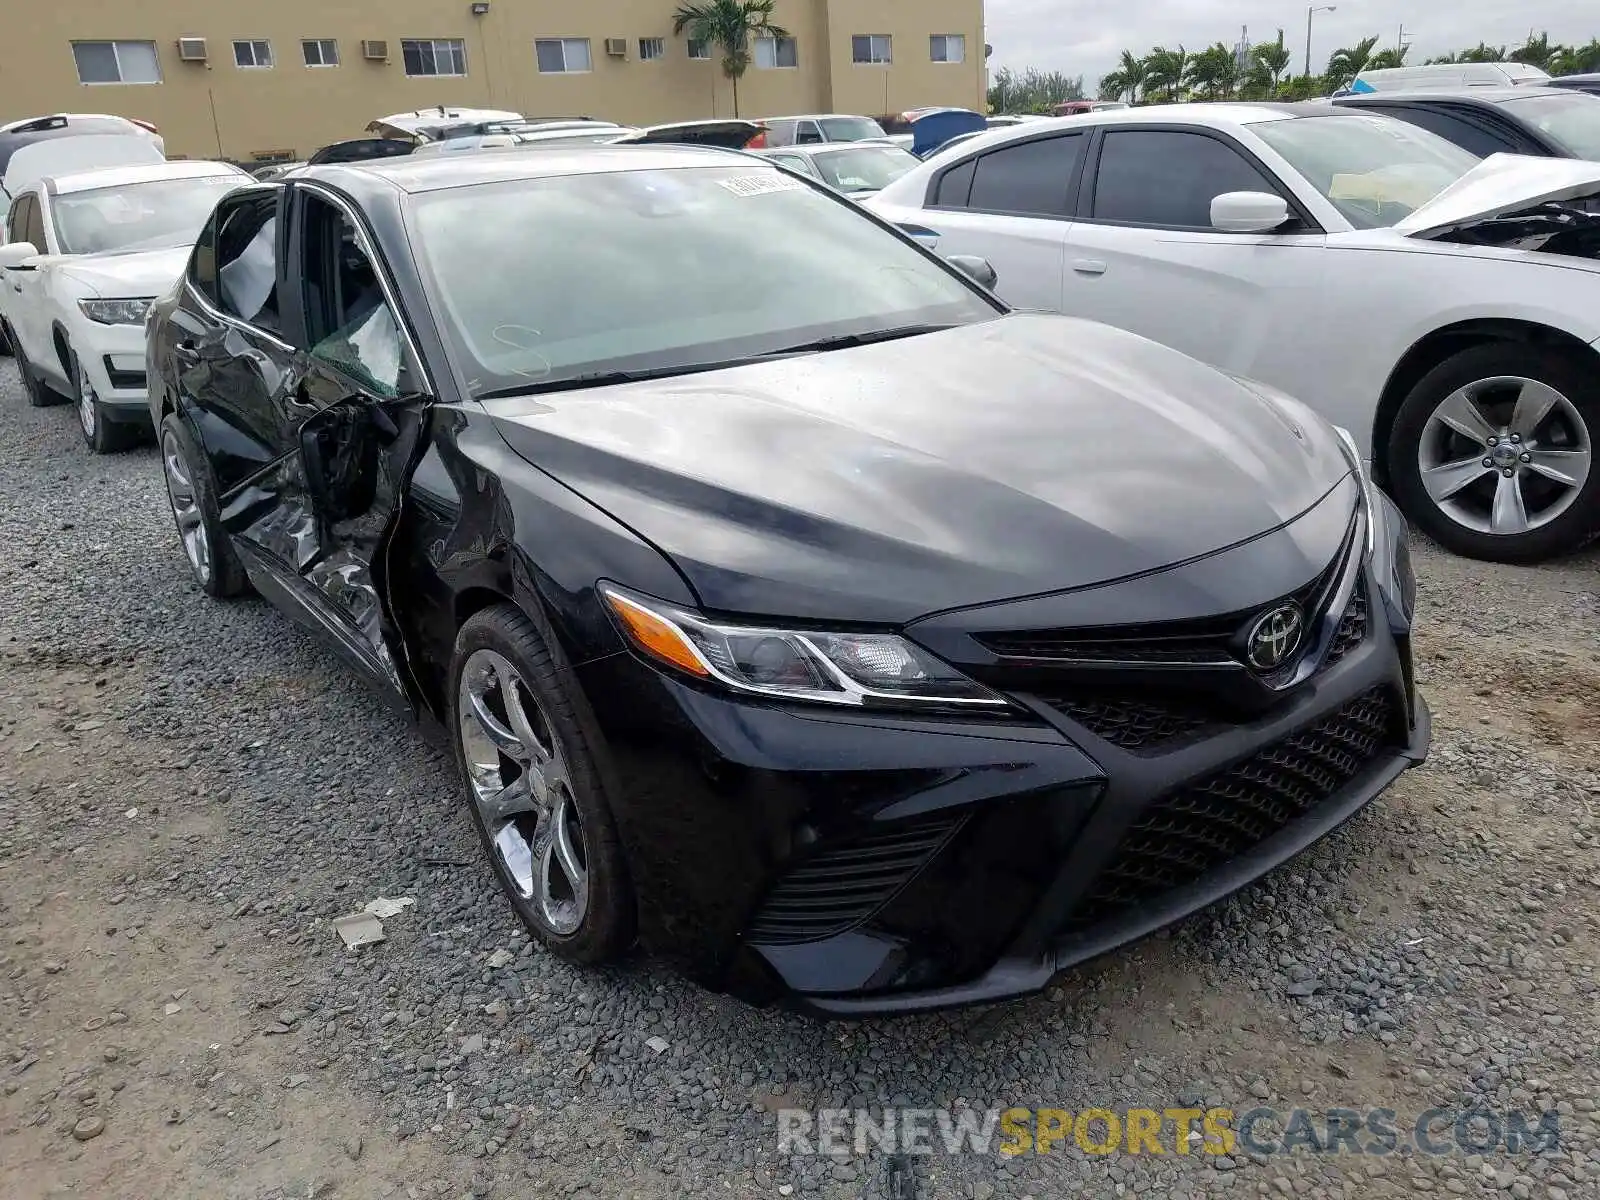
[3,89,1590,1014]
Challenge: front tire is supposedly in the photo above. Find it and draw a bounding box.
[159,411,249,598]
[72,349,134,454]
[1387,343,1599,563]
[449,604,634,964]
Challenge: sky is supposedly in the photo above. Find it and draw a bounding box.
[984,0,1599,88]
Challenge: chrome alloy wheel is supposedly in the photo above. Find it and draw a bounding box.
[161,429,212,583]
[77,361,97,438]
[1418,375,1592,537]
[457,648,589,936]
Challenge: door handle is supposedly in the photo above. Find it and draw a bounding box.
[1071,259,1107,276]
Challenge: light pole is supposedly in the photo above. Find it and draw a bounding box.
[1304,4,1336,79]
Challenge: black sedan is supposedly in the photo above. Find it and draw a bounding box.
[1333,86,1600,161]
[146,147,1429,1014]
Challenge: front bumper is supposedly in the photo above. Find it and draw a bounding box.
[74,320,150,420]
[575,550,1428,1016]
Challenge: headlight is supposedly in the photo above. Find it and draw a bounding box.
[1332,425,1377,557]
[601,585,1010,710]
[78,297,156,325]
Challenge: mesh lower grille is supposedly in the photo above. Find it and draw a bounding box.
[1060,687,1397,933]
[746,814,964,946]
[1033,694,1212,752]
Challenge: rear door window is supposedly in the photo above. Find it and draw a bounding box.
[963,134,1084,217]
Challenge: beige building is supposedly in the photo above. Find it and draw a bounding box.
[1,1,988,162]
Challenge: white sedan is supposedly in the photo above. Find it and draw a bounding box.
[867,104,1600,563]
[0,158,247,452]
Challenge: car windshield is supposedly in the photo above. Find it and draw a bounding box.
[409,164,998,395]
[52,175,243,254]
[1254,113,1480,228]
[811,145,920,192]
[820,116,887,141]
[1499,91,1600,160]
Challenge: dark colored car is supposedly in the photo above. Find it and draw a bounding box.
[1548,73,1600,96]
[1333,86,1600,161]
[146,146,1428,1015]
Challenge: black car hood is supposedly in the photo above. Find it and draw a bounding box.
[487,314,1353,624]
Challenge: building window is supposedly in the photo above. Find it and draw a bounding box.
[754,36,798,69]
[687,38,710,60]
[302,38,340,67]
[233,39,274,69]
[401,39,466,77]
[930,34,965,64]
[71,40,162,85]
[639,37,665,62]
[852,35,892,65]
[535,38,591,73]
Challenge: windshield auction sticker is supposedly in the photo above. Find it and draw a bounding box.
[716,173,806,197]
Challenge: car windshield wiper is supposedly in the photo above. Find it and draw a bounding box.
[762,323,957,355]
[472,326,959,401]
[474,360,749,400]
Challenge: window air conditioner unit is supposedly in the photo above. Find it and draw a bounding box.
[605,38,628,57]
[177,37,208,62]
[362,40,389,61]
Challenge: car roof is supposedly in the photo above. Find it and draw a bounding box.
[1337,86,1563,106]
[941,103,1334,153]
[308,143,768,195]
[49,159,245,194]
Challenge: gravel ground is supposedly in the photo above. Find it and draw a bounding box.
[1,358,1597,1200]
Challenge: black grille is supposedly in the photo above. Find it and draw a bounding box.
[746,815,965,946]
[1060,687,1397,933]
[1032,694,1212,752]
[1324,585,1368,667]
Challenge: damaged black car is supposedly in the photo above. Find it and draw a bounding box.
[146,147,1429,1014]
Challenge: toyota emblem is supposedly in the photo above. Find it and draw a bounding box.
[1245,603,1305,672]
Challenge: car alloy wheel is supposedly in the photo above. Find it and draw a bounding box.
[1417,375,1592,538]
[161,427,213,585]
[457,647,590,936]
[77,361,99,440]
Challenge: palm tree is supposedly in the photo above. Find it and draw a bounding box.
[1365,45,1409,71]
[1425,52,1460,65]
[1143,46,1188,101]
[1325,35,1380,90]
[1114,49,1147,103]
[1552,38,1600,75]
[671,0,788,117]
[1458,42,1508,63]
[1099,69,1130,103]
[1510,32,1564,71]
[1185,43,1239,99]
[1250,30,1292,97]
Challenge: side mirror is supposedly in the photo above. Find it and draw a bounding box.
[947,254,998,290]
[0,241,41,269]
[1210,191,1291,233]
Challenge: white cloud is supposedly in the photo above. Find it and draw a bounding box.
[985,0,1598,87]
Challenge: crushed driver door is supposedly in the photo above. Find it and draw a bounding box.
[229,180,431,709]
